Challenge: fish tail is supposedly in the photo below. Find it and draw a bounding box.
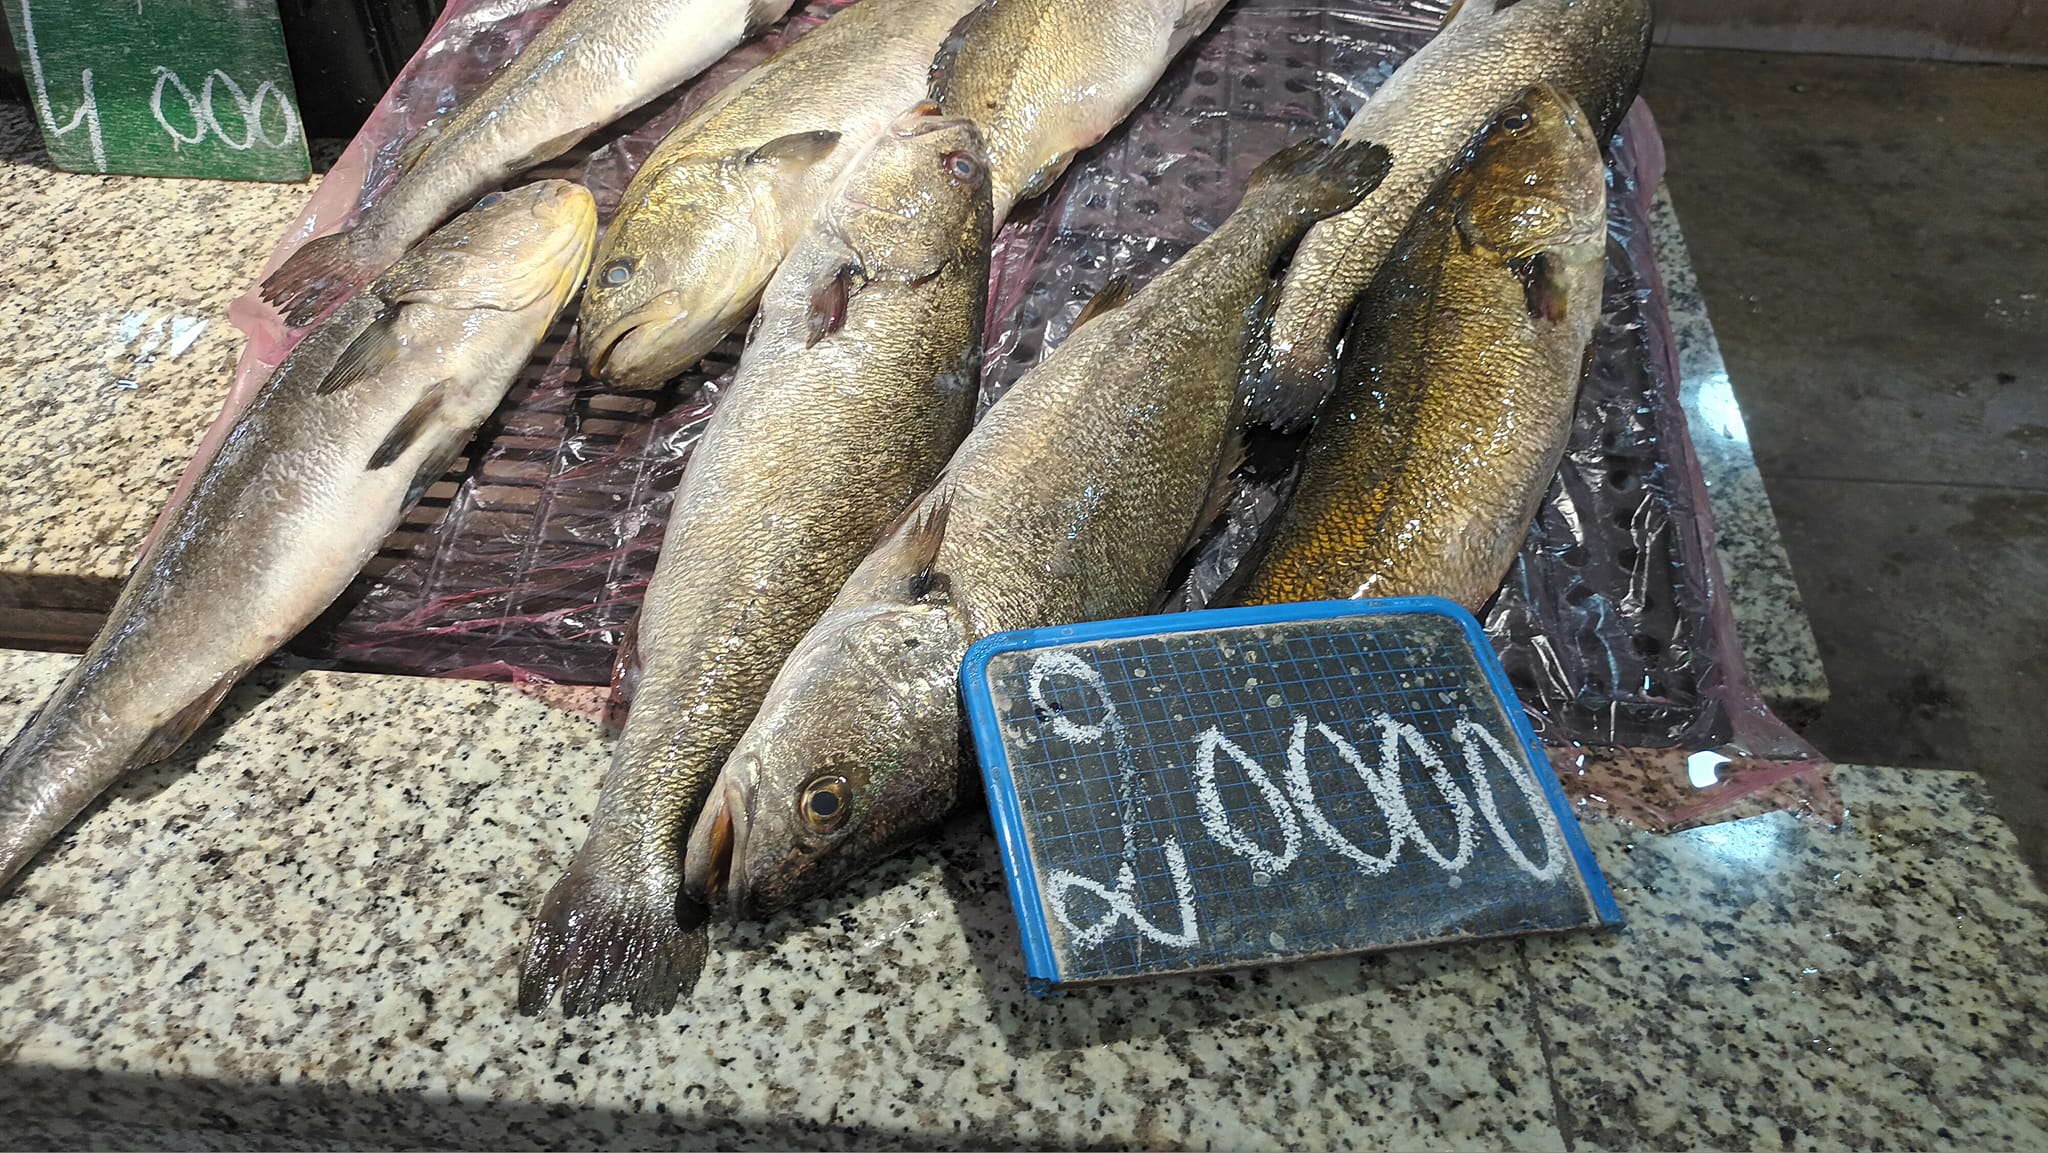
[1245,137,1394,226]
[0,696,128,893]
[517,858,708,1017]
[258,232,374,328]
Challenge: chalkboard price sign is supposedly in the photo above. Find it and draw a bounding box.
[963,597,1620,992]
[7,0,309,181]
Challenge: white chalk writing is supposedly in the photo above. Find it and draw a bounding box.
[17,0,105,172]
[1024,651,1574,954]
[151,66,300,151]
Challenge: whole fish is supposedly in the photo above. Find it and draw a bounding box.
[681,138,1390,918]
[259,0,794,327]
[0,183,597,892]
[581,0,984,390]
[1254,0,1648,427]
[519,110,993,1015]
[931,0,1231,221]
[1240,84,1607,610]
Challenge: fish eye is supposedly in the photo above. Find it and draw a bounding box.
[798,774,852,835]
[600,257,634,287]
[475,191,506,209]
[1501,109,1533,134]
[941,150,982,184]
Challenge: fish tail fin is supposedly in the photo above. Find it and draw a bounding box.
[259,232,373,327]
[0,665,246,894]
[517,859,707,1017]
[1244,137,1393,227]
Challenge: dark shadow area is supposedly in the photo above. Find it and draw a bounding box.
[1643,49,2048,879]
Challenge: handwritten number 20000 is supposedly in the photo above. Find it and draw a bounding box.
[1026,652,1568,954]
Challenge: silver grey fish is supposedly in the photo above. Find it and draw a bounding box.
[0,182,597,893]
[681,137,1390,918]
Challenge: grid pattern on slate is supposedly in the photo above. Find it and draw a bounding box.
[982,613,1605,985]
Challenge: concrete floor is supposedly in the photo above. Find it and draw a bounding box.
[1643,50,2048,876]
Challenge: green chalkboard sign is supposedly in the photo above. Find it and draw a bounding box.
[6,0,310,181]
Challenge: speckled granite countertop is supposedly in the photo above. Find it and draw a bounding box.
[0,648,2039,1149]
[1651,188,1831,725]
[0,104,312,640]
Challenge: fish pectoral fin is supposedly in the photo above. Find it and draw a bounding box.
[1073,276,1134,329]
[368,381,449,471]
[318,302,402,395]
[1509,250,1569,324]
[135,666,249,766]
[806,261,860,348]
[902,493,955,602]
[609,610,644,711]
[1016,150,1077,204]
[1189,423,1249,545]
[394,119,444,175]
[509,128,590,173]
[745,0,790,37]
[748,130,841,169]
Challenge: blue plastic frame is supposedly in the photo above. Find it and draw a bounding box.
[960,595,1623,990]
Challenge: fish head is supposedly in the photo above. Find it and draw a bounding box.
[1451,83,1608,258]
[579,155,794,389]
[380,180,598,312]
[684,600,969,919]
[828,106,992,280]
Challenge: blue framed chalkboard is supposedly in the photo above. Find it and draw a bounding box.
[962,597,1620,992]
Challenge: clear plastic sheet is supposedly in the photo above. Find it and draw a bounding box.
[204,0,1832,831]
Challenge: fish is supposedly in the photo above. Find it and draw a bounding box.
[930,0,1231,220]
[681,136,1391,919]
[1253,0,1649,429]
[580,0,985,390]
[1238,84,1608,610]
[258,0,795,327]
[0,182,597,893]
[518,109,994,1015]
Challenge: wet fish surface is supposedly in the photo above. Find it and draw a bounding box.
[519,111,993,1016]
[931,0,1231,221]
[259,0,793,327]
[582,0,986,390]
[682,137,1391,919]
[0,183,597,893]
[1254,0,1648,426]
[1240,84,1608,609]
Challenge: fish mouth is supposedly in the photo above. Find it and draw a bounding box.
[683,776,754,918]
[583,301,721,390]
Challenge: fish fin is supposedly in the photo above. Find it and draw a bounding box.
[902,493,954,602]
[927,1,994,105]
[367,382,447,471]
[745,0,789,36]
[1510,251,1568,324]
[1244,137,1392,224]
[1494,0,1529,11]
[510,129,588,173]
[259,232,371,328]
[608,611,643,711]
[1190,425,1249,544]
[1239,287,1328,434]
[317,302,401,395]
[806,261,858,348]
[135,667,247,766]
[749,130,841,168]
[518,864,707,1017]
[393,120,442,175]
[1016,149,1077,203]
[1073,276,1134,329]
